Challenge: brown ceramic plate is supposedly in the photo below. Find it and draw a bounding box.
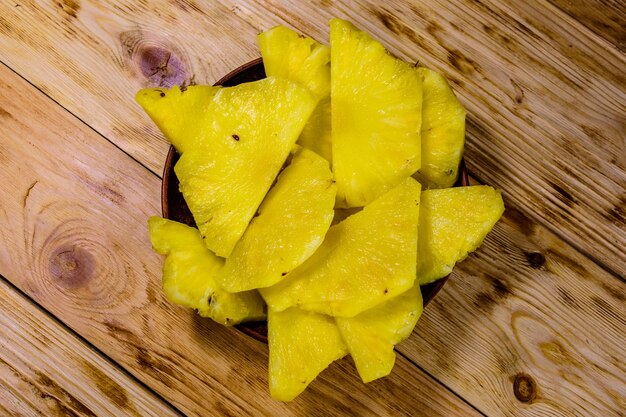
[161,58,469,343]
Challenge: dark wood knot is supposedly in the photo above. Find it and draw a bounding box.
[138,46,187,88]
[513,372,537,403]
[49,246,94,289]
[120,30,189,88]
[524,251,545,268]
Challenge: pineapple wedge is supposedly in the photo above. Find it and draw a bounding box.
[259,25,332,162]
[336,284,423,383]
[259,25,330,101]
[413,68,466,189]
[261,177,421,317]
[268,307,347,401]
[418,186,504,284]
[330,18,423,207]
[138,78,317,257]
[216,147,336,292]
[148,217,266,325]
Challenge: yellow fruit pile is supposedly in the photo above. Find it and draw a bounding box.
[138,18,504,401]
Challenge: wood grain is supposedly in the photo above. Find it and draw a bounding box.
[0,0,261,175]
[0,277,181,417]
[0,1,624,416]
[0,62,480,417]
[398,203,626,416]
[0,0,623,278]
[546,0,626,52]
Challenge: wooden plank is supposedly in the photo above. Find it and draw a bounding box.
[0,62,481,416]
[0,1,623,277]
[545,0,626,52]
[0,278,181,417]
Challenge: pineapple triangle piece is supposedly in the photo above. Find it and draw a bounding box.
[330,18,423,207]
[148,217,266,325]
[268,307,347,401]
[413,67,466,189]
[418,186,504,284]
[259,25,332,162]
[138,77,317,257]
[259,25,330,101]
[260,177,421,317]
[216,147,336,292]
[335,284,423,383]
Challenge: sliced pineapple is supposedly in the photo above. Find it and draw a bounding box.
[418,186,504,284]
[260,177,421,317]
[336,284,422,383]
[216,147,336,292]
[259,25,332,162]
[413,67,466,189]
[138,77,316,257]
[268,307,347,401]
[330,18,423,207]
[258,25,330,101]
[148,217,265,325]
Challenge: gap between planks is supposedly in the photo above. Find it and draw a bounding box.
[395,349,488,417]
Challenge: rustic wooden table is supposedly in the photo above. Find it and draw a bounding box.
[0,1,624,416]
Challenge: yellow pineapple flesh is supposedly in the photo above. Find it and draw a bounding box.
[136,85,219,154]
[413,67,466,189]
[148,217,265,325]
[138,78,316,257]
[298,97,332,162]
[260,178,421,317]
[330,18,423,207]
[418,186,504,284]
[216,147,336,292]
[258,25,330,101]
[259,25,332,162]
[268,307,347,401]
[335,284,422,383]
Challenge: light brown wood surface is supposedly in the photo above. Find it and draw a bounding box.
[546,0,626,52]
[0,61,480,416]
[0,277,180,417]
[0,0,624,416]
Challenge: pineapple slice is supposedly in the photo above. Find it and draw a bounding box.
[261,178,421,317]
[148,217,266,325]
[335,284,422,383]
[330,18,423,207]
[268,307,347,401]
[216,147,336,292]
[413,68,466,189]
[259,25,332,162]
[258,25,330,101]
[138,78,317,257]
[418,186,504,284]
